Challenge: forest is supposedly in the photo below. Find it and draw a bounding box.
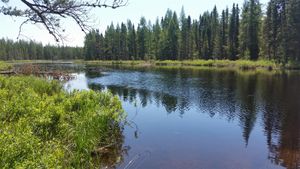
[0,39,83,60]
[83,0,300,64]
[0,0,299,65]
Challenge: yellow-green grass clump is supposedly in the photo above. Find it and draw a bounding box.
[0,61,12,71]
[0,76,125,168]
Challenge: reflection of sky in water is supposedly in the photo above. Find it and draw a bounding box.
[64,73,89,91]
[64,67,300,169]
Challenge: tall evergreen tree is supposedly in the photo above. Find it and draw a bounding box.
[211,6,220,59]
[229,4,240,60]
[199,11,213,60]
[179,7,188,60]
[127,20,137,60]
[287,0,300,61]
[219,9,229,59]
[84,30,97,60]
[120,23,128,60]
[137,17,148,60]
[240,0,262,60]
[152,18,162,60]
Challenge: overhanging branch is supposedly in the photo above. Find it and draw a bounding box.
[1,0,128,42]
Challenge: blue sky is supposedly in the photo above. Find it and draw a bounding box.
[0,0,268,47]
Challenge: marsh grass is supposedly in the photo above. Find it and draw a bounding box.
[0,61,12,71]
[82,59,284,70]
[0,76,126,168]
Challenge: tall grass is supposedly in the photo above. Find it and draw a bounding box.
[0,76,126,168]
[155,59,279,69]
[83,59,282,70]
[0,61,12,71]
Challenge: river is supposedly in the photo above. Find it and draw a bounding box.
[56,63,300,169]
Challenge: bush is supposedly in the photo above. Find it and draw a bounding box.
[0,76,126,168]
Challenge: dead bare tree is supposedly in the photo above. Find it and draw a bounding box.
[0,0,127,42]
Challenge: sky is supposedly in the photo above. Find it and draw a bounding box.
[0,0,269,47]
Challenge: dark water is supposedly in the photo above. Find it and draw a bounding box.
[62,64,300,169]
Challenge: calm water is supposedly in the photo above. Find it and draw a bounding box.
[61,64,300,169]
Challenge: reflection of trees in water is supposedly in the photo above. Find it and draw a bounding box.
[236,74,258,146]
[88,69,300,168]
[161,94,178,114]
[260,74,300,169]
[89,82,184,114]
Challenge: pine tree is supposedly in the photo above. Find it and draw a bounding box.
[127,20,137,60]
[152,18,161,60]
[186,15,192,59]
[120,23,128,60]
[95,30,102,60]
[200,12,212,60]
[219,10,228,59]
[169,12,179,60]
[179,7,187,60]
[287,0,300,61]
[158,10,179,60]
[83,30,97,60]
[113,24,121,60]
[229,4,240,60]
[137,17,147,60]
[240,0,262,60]
[192,19,199,59]
[211,6,220,59]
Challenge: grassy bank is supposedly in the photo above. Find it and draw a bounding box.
[0,76,126,168]
[0,61,12,71]
[81,59,295,70]
[5,59,300,70]
[5,60,77,64]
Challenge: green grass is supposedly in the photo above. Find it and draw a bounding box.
[6,60,76,64]
[8,59,300,70]
[153,59,280,70]
[81,59,285,70]
[82,60,150,66]
[0,61,12,71]
[0,76,126,168]
[6,59,300,70]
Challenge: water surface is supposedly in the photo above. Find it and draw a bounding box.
[63,65,300,169]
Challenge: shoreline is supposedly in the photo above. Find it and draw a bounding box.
[2,59,300,71]
[81,59,300,71]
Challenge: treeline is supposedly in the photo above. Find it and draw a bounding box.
[0,39,83,60]
[84,0,300,63]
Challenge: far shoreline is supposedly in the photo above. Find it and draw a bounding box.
[2,59,300,72]
[80,59,300,71]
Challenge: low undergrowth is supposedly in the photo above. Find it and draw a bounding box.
[0,76,126,168]
[0,61,12,71]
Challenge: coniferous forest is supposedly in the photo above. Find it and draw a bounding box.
[84,0,300,64]
[0,0,299,64]
[0,39,83,60]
